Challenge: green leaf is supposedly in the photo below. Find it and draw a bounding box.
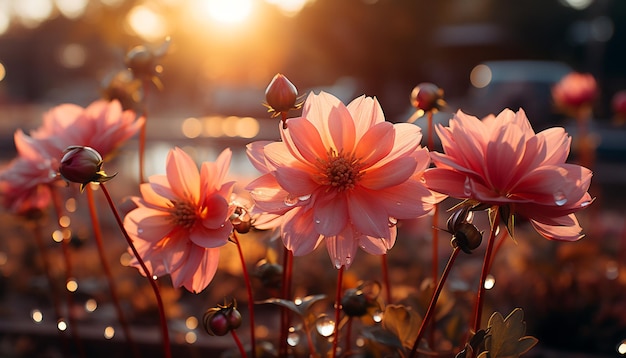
[381,304,422,350]
[361,326,404,349]
[256,294,327,318]
[484,308,538,358]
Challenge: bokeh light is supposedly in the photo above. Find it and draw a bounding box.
[14,0,54,28]
[55,0,89,19]
[470,64,492,88]
[198,0,254,25]
[0,62,5,82]
[85,298,97,312]
[104,326,115,339]
[57,43,87,68]
[126,5,169,42]
[31,309,43,323]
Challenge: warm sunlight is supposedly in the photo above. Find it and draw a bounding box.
[199,0,254,25]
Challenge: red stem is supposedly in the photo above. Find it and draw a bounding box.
[472,208,500,333]
[381,254,392,304]
[427,110,439,347]
[232,232,257,358]
[332,265,344,358]
[99,183,171,358]
[409,247,460,358]
[345,317,353,354]
[50,188,85,358]
[86,186,140,358]
[138,116,146,184]
[231,329,248,358]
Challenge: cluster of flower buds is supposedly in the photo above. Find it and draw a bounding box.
[446,205,483,254]
[59,146,116,192]
[264,73,303,128]
[203,299,243,336]
[341,281,381,317]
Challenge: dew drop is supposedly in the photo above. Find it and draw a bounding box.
[463,177,472,196]
[484,274,496,290]
[137,228,144,234]
[345,255,352,266]
[298,194,312,201]
[581,200,592,208]
[617,339,626,354]
[372,310,383,322]
[334,259,342,269]
[284,195,298,207]
[465,211,474,223]
[553,191,568,206]
[388,217,398,227]
[316,316,336,337]
[286,328,300,346]
[315,218,321,224]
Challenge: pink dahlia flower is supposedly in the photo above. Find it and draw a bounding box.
[123,147,235,293]
[423,109,592,241]
[246,91,442,268]
[552,72,598,110]
[0,99,142,213]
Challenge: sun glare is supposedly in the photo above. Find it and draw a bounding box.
[200,0,253,25]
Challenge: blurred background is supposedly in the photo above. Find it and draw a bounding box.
[0,0,625,357]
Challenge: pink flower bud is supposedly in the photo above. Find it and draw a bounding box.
[612,90,626,118]
[265,73,299,115]
[410,82,445,112]
[59,146,115,191]
[552,72,598,109]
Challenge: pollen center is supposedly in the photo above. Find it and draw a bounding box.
[316,150,363,192]
[170,200,197,229]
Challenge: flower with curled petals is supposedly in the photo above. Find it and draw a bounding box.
[246,91,442,268]
[423,108,593,241]
[552,72,598,118]
[123,147,235,293]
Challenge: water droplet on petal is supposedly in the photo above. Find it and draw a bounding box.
[284,195,298,207]
[334,259,342,269]
[315,218,321,224]
[298,194,311,201]
[388,217,398,227]
[554,191,568,206]
[316,316,336,337]
[463,177,472,196]
[137,228,144,234]
[286,329,300,346]
[345,255,352,266]
[581,200,592,208]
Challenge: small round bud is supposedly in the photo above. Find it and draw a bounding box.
[254,259,283,289]
[202,299,242,336]
[59,146,116,192]
[265,73,298,114]
[230,206,252,234]
[410,83,445,112]
[450,222,483,254]
[125,46,156,79]
[341,288,369,317]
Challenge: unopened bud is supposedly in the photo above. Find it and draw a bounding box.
[59,146,115,192]
[264,74,302,128]
[410,83,445,112]
[203,299,242,336]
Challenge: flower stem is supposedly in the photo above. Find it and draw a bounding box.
[232,232,257,358]
[472,208,500,333]
[426,110,440,348]
[332,265,345,358]
[427,110,435,152]
[51,188,85,358]
[381,254,392,304]
[409,247,460,358]
[86,186,140,358]
[231,329,248,358]
[279,246,292,356]
[345,316,353,354]
[138,115,147,184]
[99,183,171,358]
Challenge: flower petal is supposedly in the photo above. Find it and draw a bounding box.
[347,95,385,140]
[282,208,323,256]
[285,117,329,163]
[328,104,356,152]
[347,189,390,239]
[166,148,200,203]
[125,207,173,242]
[326,227,359,269]
[360,156,417,190]
[359,227,397,255]
[354,122,395,168]
[313,193,348,236]
[530,214,584,241]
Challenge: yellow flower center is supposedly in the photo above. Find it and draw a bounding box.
[316,149,363,192]
[170,200,197,229]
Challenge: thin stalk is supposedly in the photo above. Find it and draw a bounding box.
[409,247,460,358]
[231,330,248,358]
[86,186,140,358]
[232,232,257,358]
[381,254,392,304]
[50,188,85,358]
[472,208,500,333]
[332,265,345,358]
[345,317,353,355]
[99,183,171,358]
[279,246,292,356]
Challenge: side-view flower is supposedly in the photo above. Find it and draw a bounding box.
[123,147,235,293]
[246,91,444,268]
[423,108,593,241]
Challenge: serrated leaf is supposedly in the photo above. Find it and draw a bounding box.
[484,308,538,358]
[381,304,422,350]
